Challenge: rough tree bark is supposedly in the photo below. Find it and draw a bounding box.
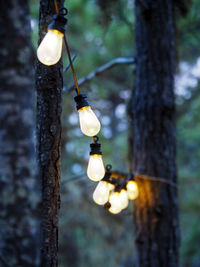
[132,1,180,266]
[0,1,40,266]
[36,0,64,266]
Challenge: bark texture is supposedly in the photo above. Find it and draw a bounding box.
[36,0,64,266]
[0,1,40,266]
[132,1,180,266]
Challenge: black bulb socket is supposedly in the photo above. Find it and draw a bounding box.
[102,172,111,182]
[104,202,111,210]
[48,14,67,34]
[121,182,127,190]
[114,184,122,193]
[74,94,91,111]
[90,143,102,155]
[127,173,135,182]
[102,173,116,188]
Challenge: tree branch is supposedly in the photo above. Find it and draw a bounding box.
[63,54,77,73]
[61,173,85,184]
[64,57,136,93]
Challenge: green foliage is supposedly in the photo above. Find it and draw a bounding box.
[177,84,200,267]
[177,0,200,62]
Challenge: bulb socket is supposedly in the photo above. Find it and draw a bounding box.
[74,94,91,111]
[102,164,114,182]
[102,173,115,187]
[121,182,127,190]
[114,184,121,193]
[104,202,111,210]
[90,143,102,155]
[126,174,135,182]
[102,171,111,182]
[48,14,67,34]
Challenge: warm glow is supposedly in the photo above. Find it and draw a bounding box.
[78,106,101,136]
[108,205,122,214]
[119,189,129,209]
[87,154,105,182]
[93,181,110,205]
[37,29,64,66]
[108,191,122,214]
[108,182,115,191]
[126,181,139,200]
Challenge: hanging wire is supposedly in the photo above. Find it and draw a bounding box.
[63,35,81,95]
[63,54,77,73]
[53,0,80,95]
[54,0,59,15]
[135,173,178,188]
[92,136,99,144]
[62,170,178,188]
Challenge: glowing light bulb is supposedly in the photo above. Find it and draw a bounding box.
[108,182,115,191]
[119,189,129,209]
[108,191,122,214]
[126,180,139,200]
[93,181,110,205]
[87,154,105,182]
[108,205,122,214]
[78,106,101,137]
[37,12,67,66]
[74,94,101,137]
[37,29,64,66]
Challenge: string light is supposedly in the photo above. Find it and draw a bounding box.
[74,94,101,137]
[38,2,103,185]
[108,190,123,214]
[93,165,115,205]
[93,181,110,205]
[126,177,139,200]
[41,1,138,216]
[37,9,68,65]
[36,0,180,219]
[87,136,105,182]
[118,187,129,210]
[91,165,139,214]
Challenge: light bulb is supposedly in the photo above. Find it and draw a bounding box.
[37,12,67,66]
[78,106,101,137]
[108,205,122,214]
[93,181,110,205]
[87,154,105,182]
[119,189,129,210]
[108,182,115,191]
[74,94,101,137]
[108,191,122,214]
[126,180,139,200]
[37,29,64,66]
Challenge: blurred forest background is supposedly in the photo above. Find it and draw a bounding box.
[30,0,200,266]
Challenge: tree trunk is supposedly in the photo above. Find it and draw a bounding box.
[36,0,64,266]
[132,1,180,266]
[0,1,40,266]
